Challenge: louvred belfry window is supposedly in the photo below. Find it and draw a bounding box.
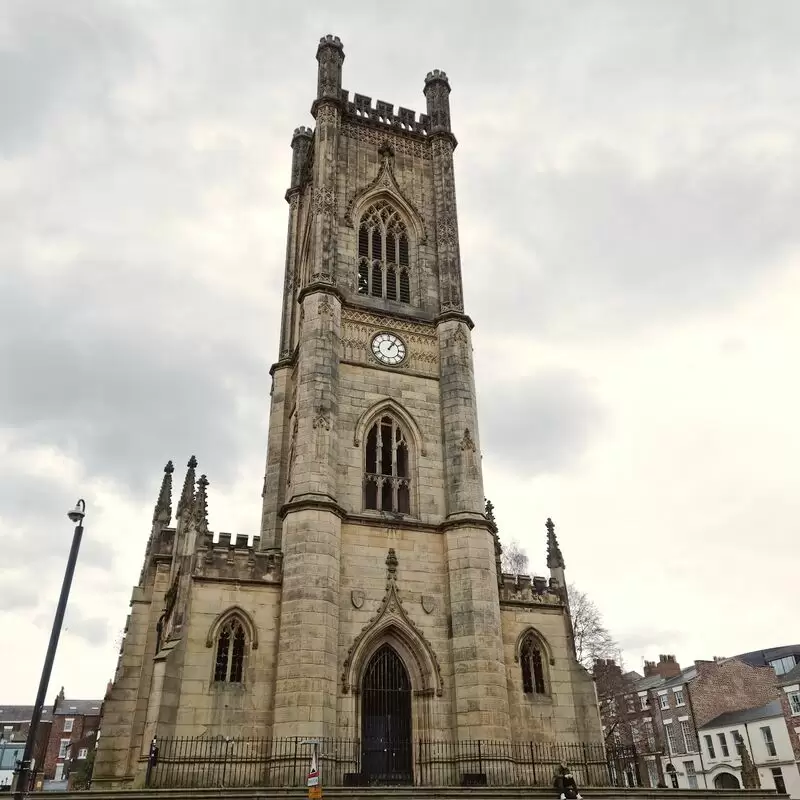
[357,200,411,303]
[364,415,411,514]
[213,619,247,683]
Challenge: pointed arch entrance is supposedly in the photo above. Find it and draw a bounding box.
[361,644,413,784]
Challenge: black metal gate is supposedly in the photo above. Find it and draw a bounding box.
[361,644,412,784]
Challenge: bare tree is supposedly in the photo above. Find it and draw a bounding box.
[501,539,529,575]
[567,583,619,670]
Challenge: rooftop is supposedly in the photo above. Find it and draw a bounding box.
[55,699,103,717]
[702,700,784,729]
[779,663,800,685]
[0,706,52,723]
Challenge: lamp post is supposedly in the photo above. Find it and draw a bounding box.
[14,500,86,800]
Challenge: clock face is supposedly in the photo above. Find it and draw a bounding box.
[371,332,407,366]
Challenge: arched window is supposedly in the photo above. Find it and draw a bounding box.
[520,632,547,695]
[364,415,411,514]
[213,618,247,683]
[357,200,411,303]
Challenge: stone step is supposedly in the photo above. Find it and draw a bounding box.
[49,787,782,800]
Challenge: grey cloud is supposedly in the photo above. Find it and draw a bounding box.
[618,628,688,655]
[464,141,800,341]
[479,369,604,474]
[32,605,110,647]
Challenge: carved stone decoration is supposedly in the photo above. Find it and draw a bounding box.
[318,298,333,316]
[421,595,436,615]
[343,145,427,243]
[312,186,338,216]
[286,416,298,486]
[351,589,365,609]
[312,406,330,431]
[341,121,431,160]
[436,217,458,247]
[460,428,476,452]
[315,103,339,126]
[340,549,444,697]
[452,326,468,346]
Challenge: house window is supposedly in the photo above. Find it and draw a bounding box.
[77,748,88,760]
[640,695,650,710]
[761,726,777,757]
[626,695,636,713]
[357,200,411,303]
[213,618,247,683]
[771,767,786,794]
[769,655,797,676]
[680,720,697,752]
[58,739,71,759]
[659,694,669,710]
[364,415,411,514]
[704,734,716,759]
[674,689,685,706]
[664,723,678,755]
[63,718,74,733]
[684,761,698,789]
[519,632,547,695]
[788,691,800,716]
[644,718,655,750]
[718,732,729,757]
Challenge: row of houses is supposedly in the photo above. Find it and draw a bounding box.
[0,687,105,791]
[594,643,800,797]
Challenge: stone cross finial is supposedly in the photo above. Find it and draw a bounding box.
[386,548,398,578]
[152,460,174,525]
[546,517,565,569]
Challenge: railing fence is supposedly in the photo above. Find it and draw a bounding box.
[145,737,642,789]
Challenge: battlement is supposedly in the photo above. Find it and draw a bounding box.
[194,532,282,584]
[318,34,343,51]
[499,573,562,606]
[292,126,313,140]
[340,89,430,135]
[424,69,450,86]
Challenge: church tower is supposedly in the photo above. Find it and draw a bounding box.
[93,36,601,790]
[260,33,509,744]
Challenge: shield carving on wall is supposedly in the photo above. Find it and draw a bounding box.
[351,589,365,609]
[421,595,436,614]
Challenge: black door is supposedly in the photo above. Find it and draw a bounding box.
[361,644,412,784]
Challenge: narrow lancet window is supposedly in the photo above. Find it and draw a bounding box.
[520,633,547,695]
[213,619,247,683]
[356,200,411,303]
[364,414,411,514]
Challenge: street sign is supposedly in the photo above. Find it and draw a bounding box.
[307,769,319,787]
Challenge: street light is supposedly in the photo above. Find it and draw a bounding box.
[14,500,86,800]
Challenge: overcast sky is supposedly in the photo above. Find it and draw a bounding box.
[2,0,799,703]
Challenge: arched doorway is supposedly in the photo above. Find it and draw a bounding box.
[714,772,740,789]
[361,644,412,784]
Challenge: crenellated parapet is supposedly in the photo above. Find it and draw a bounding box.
[340,89,431,135]
[499,573,563,607]
[194,531,283,584]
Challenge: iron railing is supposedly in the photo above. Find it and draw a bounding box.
[146,737,641,789]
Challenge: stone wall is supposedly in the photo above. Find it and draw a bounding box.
[501,603,602,744]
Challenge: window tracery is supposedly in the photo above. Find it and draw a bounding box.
[364,414,411,514]
[213,618,247,683]
[357,200,411,303]
[520,632,547,695]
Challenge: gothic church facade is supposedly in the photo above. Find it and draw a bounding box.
[93,36,602,788]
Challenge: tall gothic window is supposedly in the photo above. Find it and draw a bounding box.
[213,618,247,683]
[364,415,411,514]
[520,632,547,695]
[357,200,411,303]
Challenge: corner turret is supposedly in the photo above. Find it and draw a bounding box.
[315,34,345,105]
[423,69,452,134]
[289,126,313,190]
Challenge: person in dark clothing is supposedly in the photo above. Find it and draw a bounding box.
[553,761,583,799]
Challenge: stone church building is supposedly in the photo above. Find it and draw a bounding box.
[93,35,602,788]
